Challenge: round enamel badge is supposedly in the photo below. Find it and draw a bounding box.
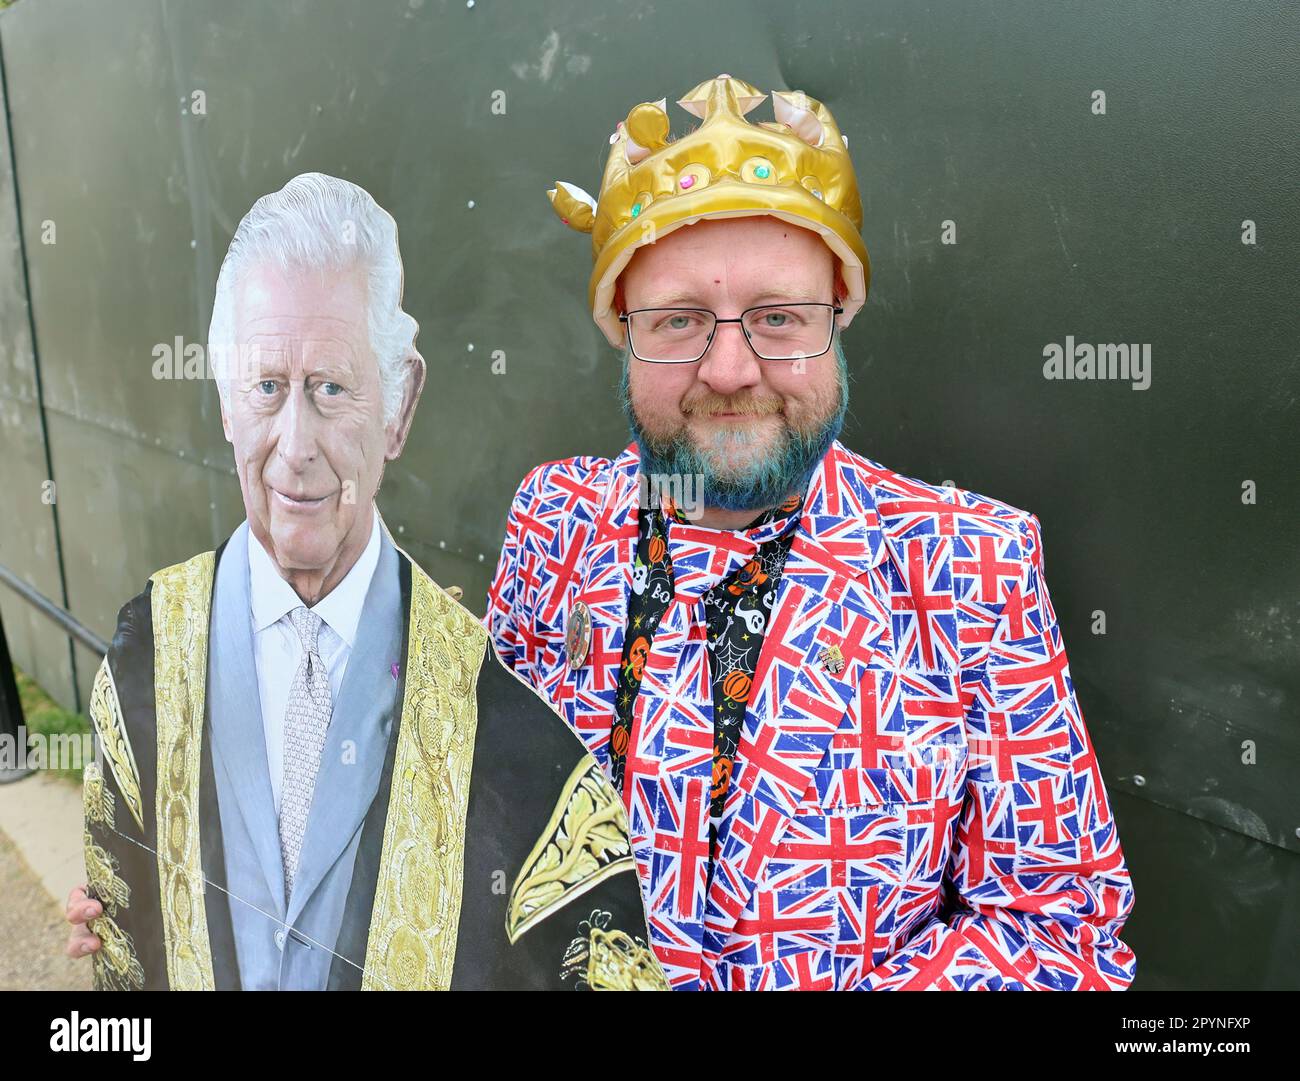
[566,601,592,669]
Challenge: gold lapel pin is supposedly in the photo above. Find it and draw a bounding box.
[819,644,845,675]
[566,600,593,669]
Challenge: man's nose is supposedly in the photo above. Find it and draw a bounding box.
[274,387,319,469]
[695,321,763,396]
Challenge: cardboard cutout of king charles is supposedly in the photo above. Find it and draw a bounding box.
[73,174,663,991]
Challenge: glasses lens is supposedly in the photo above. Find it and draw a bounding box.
[627,309,715,362]
[743,304,835,360]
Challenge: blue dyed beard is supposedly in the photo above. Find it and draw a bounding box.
[621,337,849,515]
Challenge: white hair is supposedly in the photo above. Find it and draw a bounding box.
[208,172,418,423]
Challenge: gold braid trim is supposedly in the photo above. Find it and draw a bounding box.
[506,758,635,943]
[84,829,131,915]
[150,552,216,991]
[361,564,486,990]
[90,913,146,991]
[82,760,116,830]
[83,756,146,989]
[88,657,144,831]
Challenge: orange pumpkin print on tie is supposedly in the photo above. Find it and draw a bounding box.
[626,635,650,681]
[711,752,734,802]
[611,724,630,757]
[648,533,667,565]
[727,557,767,596]
[722,669,751,704]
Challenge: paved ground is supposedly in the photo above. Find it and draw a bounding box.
[0,826,91,990]
[0,770,92,990]
[0,770,85,903]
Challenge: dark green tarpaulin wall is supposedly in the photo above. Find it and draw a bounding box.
[0,0,1296,988]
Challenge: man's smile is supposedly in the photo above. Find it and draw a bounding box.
[270,487,334,510]
[692,408,782,420]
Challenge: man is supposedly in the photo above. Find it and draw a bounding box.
[66,173,662,990]
[487,75,1137,990]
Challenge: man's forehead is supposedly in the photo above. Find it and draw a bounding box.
[241,313,358,337]
[234,266,369,339]
[623,217,835,301]
[237,262,363,311]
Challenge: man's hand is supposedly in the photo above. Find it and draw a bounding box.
[65,884,102,958]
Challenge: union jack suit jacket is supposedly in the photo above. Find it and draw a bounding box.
[486,440,1137,990]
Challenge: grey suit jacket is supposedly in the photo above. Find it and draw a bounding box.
[207,520,402,990]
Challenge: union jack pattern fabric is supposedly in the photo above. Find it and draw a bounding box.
[486,440,1137,990]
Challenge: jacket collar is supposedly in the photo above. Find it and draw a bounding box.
[601,439,895,580]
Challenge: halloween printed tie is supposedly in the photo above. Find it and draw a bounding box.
[609,493,802,852]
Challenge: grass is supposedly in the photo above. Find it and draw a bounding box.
[14,666,91,784]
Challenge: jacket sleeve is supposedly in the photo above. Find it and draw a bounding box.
[858,512,1137,990]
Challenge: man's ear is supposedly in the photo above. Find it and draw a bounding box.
[834,262,848,306]
[385,349,427,460]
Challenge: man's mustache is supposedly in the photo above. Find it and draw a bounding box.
[682,392,784,417]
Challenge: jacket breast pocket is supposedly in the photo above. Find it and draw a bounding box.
[806,758,964,813]
[838,662,966,781]
[806,760,966,889]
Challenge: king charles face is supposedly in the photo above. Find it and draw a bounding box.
[219,262,422,599]
[616,215,846,495]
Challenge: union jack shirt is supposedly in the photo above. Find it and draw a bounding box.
[486,440,1137,990]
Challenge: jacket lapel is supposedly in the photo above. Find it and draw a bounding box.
[209,522,287,917]
[565,446,640,770]
[701,444,896,968]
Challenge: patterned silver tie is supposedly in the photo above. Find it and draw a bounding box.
[278,606,333,900]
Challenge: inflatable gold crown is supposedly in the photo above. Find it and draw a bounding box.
[548,73,870,348]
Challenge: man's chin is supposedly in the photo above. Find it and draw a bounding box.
[636,409,842,514]
[264,519,343,575]
[692,423,784,476]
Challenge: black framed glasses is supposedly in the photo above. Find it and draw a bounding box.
[619,302,844,364]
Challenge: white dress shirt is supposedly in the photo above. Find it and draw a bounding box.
[247,507,381,815]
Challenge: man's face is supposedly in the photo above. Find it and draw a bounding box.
[618,215,849,513]
[220,263,398,576]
